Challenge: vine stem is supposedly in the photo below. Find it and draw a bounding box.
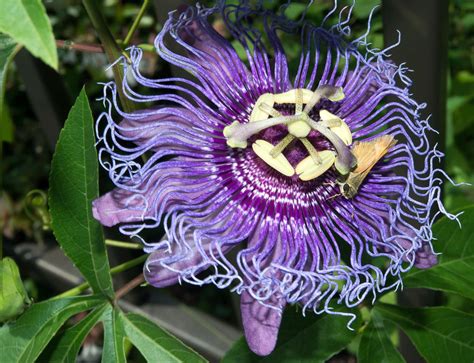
[54,254,147,299]
[81,0,135,112]
[105,239,142,249]
[115,273,145,301]
[56,40,155,54]
[123,0,150,46]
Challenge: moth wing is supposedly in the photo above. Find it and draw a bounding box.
[346,169,371,191]
[374,135,397,156]
[352,135,397,173]
[351,140,381,174]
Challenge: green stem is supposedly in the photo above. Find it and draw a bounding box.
[55,281,90,299]
[109,254,147,274]
[54,254,147,299]
[123,0,150,46]
[106,239,142,249]
[0,140,3,260]
[136,43,155,52]
[82,0,135,113]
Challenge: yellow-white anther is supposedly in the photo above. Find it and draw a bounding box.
[272,89,314,104]
[319,110,352,145]
[250,93,274,122]
[295,150,337,181]
[252,139,295,177]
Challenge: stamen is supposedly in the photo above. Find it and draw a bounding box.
[273,89,314,104]
[250,93,275,122]
[308,119,357,175]
[259,102,282,118]
[320,118,342,128]
[303,85,345,113]
[300,137,323,165]
[252,139,295,176]
[223,115,298,149]
[319,110,352,145]
[225,88,349,149]
[295,88,303,114]
[270,134,296,158]
[224,87,355,179]
[295,150,336,181]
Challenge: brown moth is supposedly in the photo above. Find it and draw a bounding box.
[339,135,398,199]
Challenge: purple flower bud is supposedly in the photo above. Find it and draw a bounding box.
[93,1,458,355]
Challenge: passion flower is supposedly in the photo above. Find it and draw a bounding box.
[93,1,457,355]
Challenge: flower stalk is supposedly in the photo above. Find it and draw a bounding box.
[105,239,143,249]
[54,254,147,299]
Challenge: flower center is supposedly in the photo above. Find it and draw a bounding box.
[223,86,357,180]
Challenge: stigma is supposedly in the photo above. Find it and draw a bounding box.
[223,86,356,180]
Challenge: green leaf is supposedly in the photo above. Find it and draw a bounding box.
[403,205,474,300]
[462,13,474,29]
[0,295,103,363]
[119,312,207,363]
[283,3,307,20]
[0,34,20,142]
[42,303,108,363]
[102,305,127,363]
[222,307,361,363]
[358,312,405,363]
[375,304,474,363]
[49,88,114,299]
[0,257,31,322]
[0,35,16,85]
[0,0,57,69]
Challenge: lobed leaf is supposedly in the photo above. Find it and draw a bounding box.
[49,88,114,299]
[0,0,57,69]
[42,303,108,363]
[376,303,474,363]
[403,205,474,300]
[222,307,361,363]
[0,295,103,363]
[0,34,20,142]
[119,311,207,363]
[358,311,405,363]
[101,305,127,363]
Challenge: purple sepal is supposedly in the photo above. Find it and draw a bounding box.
[241,291,284,356]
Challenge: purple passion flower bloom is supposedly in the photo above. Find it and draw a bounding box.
[93,0,459,356]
